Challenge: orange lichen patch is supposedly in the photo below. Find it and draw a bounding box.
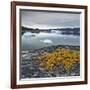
[39,48,80,72]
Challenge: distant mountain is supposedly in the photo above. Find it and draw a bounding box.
[21,26,80,36]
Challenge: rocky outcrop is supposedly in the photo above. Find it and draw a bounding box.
[20,45,80,79]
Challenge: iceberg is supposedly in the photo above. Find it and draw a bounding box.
[40,39,53,44]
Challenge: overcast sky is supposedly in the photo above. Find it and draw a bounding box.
[21,10,80,29]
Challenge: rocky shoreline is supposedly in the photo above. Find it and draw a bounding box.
[20,45,80,79]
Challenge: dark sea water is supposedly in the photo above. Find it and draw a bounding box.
[21,31,80,51]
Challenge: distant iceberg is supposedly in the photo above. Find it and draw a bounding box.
[40,39,53,44]
[51,30,62,34]
[23,32,36,37]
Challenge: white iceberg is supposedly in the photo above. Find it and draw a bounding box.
[24,32,36,37]
[40,39,53,44]
[51,30,62,34]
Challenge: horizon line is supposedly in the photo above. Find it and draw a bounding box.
[21,25,80,29]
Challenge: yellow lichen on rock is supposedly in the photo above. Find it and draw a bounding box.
[39,48,80,72]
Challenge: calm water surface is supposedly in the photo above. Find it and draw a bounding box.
[21,31,80,50]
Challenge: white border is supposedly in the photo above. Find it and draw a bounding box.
[16,6,85,85]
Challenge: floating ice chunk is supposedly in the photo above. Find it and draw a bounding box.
[24,32,36,37]
[51,30,62,34]
[40,39,53,44]
[24,32,32,36]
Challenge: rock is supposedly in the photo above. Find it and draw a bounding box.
[71,62,80,76]
[20,45,80,78]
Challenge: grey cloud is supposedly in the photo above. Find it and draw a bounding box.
[21,10,80,28]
